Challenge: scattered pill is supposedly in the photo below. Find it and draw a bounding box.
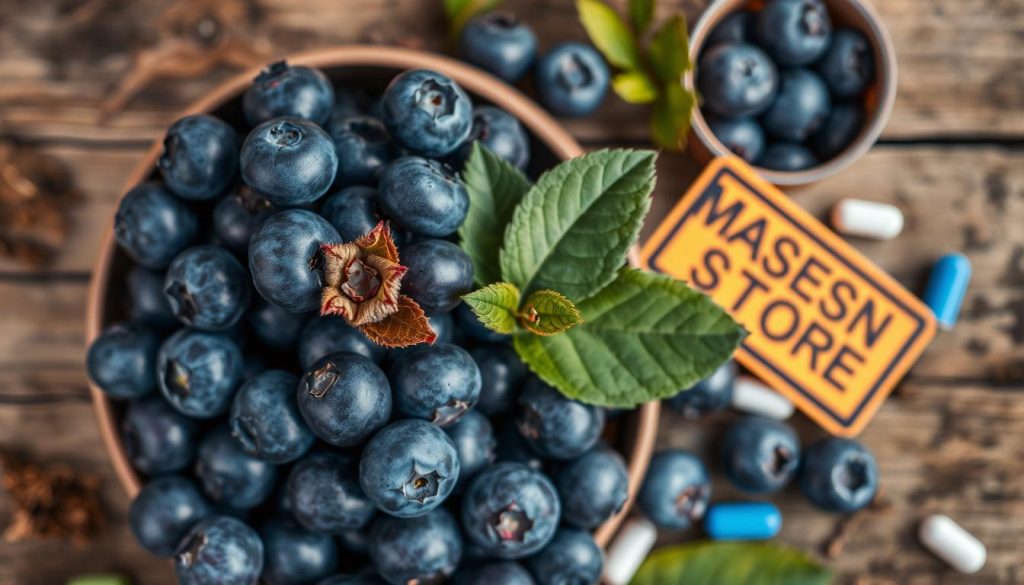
[602,517,659,585]
[922,253,972,330]
[830,198,904,240]
[704,502,782,541]
[731,376,795,420]
[919,514,986,574]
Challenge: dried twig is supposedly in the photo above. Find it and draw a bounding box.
[823,487,893,559]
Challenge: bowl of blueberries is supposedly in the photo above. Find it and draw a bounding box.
[687,0,897,185]
[85,45,660,585]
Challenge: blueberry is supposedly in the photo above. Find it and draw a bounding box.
[817,28,874,98]
[697,43,778,118]
[164,245,250,331]
[194,425,277,510]
[400,239,474,312]
[260,518,339,585]
[378,157,468,238]
[755,0,832,66]
[243,61,334,126]
[174,515,263,585]
[444,410,496,489]
[320,186,382,242]
[459,12,538,82]
[241,118,338,207]
[316,576,383,585]
[638,449,711,529]
[249,209,341,313]
[285,451,377,533]
[556,447,629,529]
[87,322,160,399]
[517,377,605,460]
[453,106,531,170]
[229,369,315,464]
[122,394,200,475]
[425,311,455,344]
[157,328,243,419]
[666,360,736,418]
[454,562,535,585]
[247,298,309,352]
[390,343,481,426]
[297,316,386,369]
[338,527,371,557]
[126,266,178,331]
[456,302,509,343]
[368,508,463,585]
[129,476,212,556]
[297,352,392,447]
[331,87,373,120]
[707,10,755,46]
[535,42,609,118]
[158,114,239,201]
[721,416,801,493]
[470,344,528,416]
[759,142,817,171]
[761,68,831,142]
[705,116,765,163]
[809,102,864,161]
[525,528,603,585]
[800,437,879,512]
[331,115,393,186]
[461,462,561,559]
[359,419,460,518]
[381,69,473,157]
[212,187,276,255]
[114,182,199,269]
[494,419,545,472]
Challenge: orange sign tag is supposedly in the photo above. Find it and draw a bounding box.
[639,157,936,436]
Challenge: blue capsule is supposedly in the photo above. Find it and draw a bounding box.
[704,502,781,540]
[922,253,972,330]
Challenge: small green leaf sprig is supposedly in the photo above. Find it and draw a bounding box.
[459,144,745,407]
[632,542,834,585]
[577,0,697,150]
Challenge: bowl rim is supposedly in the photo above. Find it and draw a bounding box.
[85,45,659,549]
[685,0,899,186]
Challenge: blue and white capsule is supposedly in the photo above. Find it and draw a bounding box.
[922,253,972,330]
[704,502,782,540]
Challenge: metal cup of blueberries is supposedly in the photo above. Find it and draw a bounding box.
[689,0,897,185]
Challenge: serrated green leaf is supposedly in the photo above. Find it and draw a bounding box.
[459,143,531,286]
[628,0,655,34]
[444,0,469,19]
[648,14,692,83]
[650,81,695,150]
[447,0,502,43]
[612,70,659,104]
[462,282,521,334]
[576,0,641,70]
[499,149,655,301]
[514,269,745,406]
[631,542,833,585]
[521,289,583,336]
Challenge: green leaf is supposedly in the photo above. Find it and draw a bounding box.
[499,149,655,300]
[628,0,655,34]
[576,0,641,70]
[647,14,692,83]
[650,81,695,150]
[459,143,531,286]
[514,269,745,406]
[462,282,521,334]
[521,289,584,336]
[631,541,833,585]
[612,71,659,104]
[447,0,502,43]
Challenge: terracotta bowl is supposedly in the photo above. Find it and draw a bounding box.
[85,46,659,550]
[687,0,898,186]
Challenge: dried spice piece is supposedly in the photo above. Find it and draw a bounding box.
[0,452,104,546]
[319,222,435,348]
[822,487,892,559]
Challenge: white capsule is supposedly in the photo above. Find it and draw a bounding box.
[831,199,904,240]
[919,514,986,574]
[731,376,795,420]
[602,517,658,585]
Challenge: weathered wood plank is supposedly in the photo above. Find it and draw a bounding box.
[0,0,1021,144]
[0,280,90,367]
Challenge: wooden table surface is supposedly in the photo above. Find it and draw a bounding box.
[0,1,1022,584]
